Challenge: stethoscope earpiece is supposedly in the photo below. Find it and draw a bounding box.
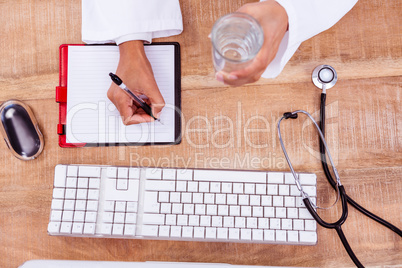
[312,64,337,93]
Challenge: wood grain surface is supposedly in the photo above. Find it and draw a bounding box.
[0,0,401,267]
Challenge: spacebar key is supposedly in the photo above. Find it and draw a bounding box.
[194,169,266,183]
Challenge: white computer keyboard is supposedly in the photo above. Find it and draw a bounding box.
[48,165,317,245]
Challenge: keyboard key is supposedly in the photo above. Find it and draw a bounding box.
[218,205,229,216]
[252,207,263,217]
[252,229,263,241]
[64,200,75,210]
[159,226,170,237]
[88,190,99,200]
[189,215,200,226]
[229,206,240,216]
[72,222,84,234]
[62,211,73,221]
[244,184,255,194]
[194,170,266,183]
[204,194,215,204]
[246,218,257,228]
[160,203,172,214]
[171,226,181,237]
[267,184,278,195]
[300,231,317,243]
[163,169,176,180]
[177,181,187,192]
[159,192,170,203]
[221,183,232,193]
[107,167,117,178]
[126,213,136,224]
[145,168,162,180]
[87,201,98,211]
[89,178,100,189]
[115,201,126,212]
[288,230,299,242]
[76,189,88,199]
[50,211,62,221]
[143,214,164,225]
[241,206,251,217]
[235,217,245,228]
[172,203,183,214]
[65,189,76,199]
[112,224,124,235]
[85,212,97,222]
[199,182,209,192]
[74,211,85,222]
[67,166,78,177]
[54,165,67,187]
[305,220,317,231]
[77,177,88,188]
[100,224,112,235]
[124,224,136,236]
[177,169,193,180]
[206,227,217,239]
[211,216,222,227]
[284,173,296,184]
[145,180,175,191]
[276,230,287,242]
[216,194,226,205]
[273,196,284,207]
[299,208,314,219]
[258,218,269,229]
[228,228,240,240]
[264,207,274,217]
[83,223,96,235]
[182,226,193,238]
[238,195,249,205]
[233,183,243,194]
[53,188,65,199]
[217,228,228,239]
[60,222,72,234]
[223,217,234,228]
[51,199,64,210]
[79,166,101,177]
[141,225,158,237]
[127,202,138,213]
[195,204,206,215]
[268,172,283,184]
[187,181,198,192]
[279,185,289,196]
[194,227,205,238]
[143,192,159,213]
[165,215,177,225]
[276,207,286,218]
[250,195,260,206]
[240,229,251,240]
[293,219,304,230]
[270,218,281,229]
[66,177,77,188]
[264,230,275,241]
[200,216,211,226]
[261,196,272,206]
[282,219,292,230]
[210,182,221,193]
[114,213,125,224]
[255,184,266,195]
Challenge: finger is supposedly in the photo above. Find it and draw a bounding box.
[123,113,153,125]
[144,82,165,117]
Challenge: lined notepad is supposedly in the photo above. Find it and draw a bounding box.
[65,45,177,145]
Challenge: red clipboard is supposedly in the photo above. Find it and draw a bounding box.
[56,44,86,148]
[55,43,182,148]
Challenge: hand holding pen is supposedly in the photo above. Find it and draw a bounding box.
[107,41,165,125]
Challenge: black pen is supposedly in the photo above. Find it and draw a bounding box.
[109,72,162,124]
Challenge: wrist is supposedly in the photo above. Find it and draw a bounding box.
[119,40,146,60]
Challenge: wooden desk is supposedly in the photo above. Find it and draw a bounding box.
[0,0,400,267]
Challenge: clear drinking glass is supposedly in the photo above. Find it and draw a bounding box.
[211,12,264,73]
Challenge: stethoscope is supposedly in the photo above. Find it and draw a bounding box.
[277,65,401,268]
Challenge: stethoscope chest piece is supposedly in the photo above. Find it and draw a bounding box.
[312,65,337,92]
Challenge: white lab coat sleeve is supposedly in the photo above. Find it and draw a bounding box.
[82,0,183,45]
[261,0,358,78]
